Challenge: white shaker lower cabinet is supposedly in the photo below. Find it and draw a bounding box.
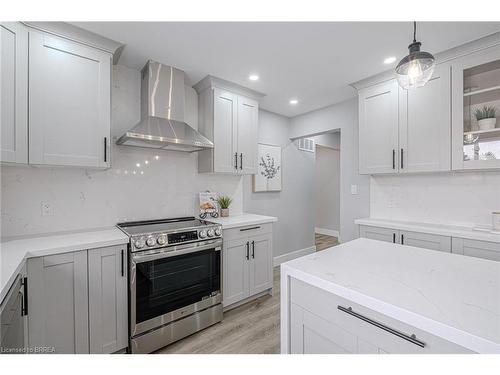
[27,246,128,354]
[400,230,451,252]
[452,238,500,262]
[27,251,89,354]
[289,278,472,354]
[0,22,28,163]
[222,224,273,309]
[88,245,128,354]
[28,31,111,168]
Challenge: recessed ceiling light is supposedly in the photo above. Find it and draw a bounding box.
[384,56,397,64]
[289,99,298,105]
[248,74,259,81]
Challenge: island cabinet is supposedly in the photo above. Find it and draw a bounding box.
[288,278,472,354]
[195,76,264,175]
[359,225,451,252]
[358,65,452,175]
[222,223,273,308]
[27,245,128,354]
[1,22,117,168]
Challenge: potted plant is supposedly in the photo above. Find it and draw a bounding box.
[474,105,497,130]
[217,196,233,217]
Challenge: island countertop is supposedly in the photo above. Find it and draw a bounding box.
[280,238,500,354]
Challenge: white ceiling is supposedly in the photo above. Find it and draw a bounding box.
[73,22,500,117]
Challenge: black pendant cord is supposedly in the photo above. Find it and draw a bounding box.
[413,21,417,43]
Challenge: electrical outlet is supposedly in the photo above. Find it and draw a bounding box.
[350,184,358,195]
[41,201,54,217]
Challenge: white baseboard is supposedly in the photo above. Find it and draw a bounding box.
[315,227,339,238]
[273,246,316,267]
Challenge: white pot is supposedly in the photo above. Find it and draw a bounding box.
[477,118,496,130]
[220,208,229,217]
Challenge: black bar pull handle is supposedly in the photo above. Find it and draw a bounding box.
[104,137,108,163]
[392,233,396,243]
[401,234,404,245]
[240,226,261,232]
[235,152,238,170]
[251,240,255,259]
[22,277,28,316]
[338,305,425,348]
[392,149,396,170]
[240,153,243,170]
[121,249,125,277]
[246,241,250,260]
[401,148,404,169]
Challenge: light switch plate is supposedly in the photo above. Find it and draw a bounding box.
[350,185,358,195]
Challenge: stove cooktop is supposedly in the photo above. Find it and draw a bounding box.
[117,217,210,236]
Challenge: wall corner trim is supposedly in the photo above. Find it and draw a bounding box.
[273,246,316,267]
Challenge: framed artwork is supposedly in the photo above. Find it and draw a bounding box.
[253,144,282,192]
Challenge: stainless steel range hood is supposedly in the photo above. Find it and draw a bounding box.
[116,61,213,152]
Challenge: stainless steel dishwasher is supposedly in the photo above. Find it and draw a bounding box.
[0,274,27,354]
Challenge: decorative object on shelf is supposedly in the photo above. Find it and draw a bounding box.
[493,212,500,231]
[474,105,497,130]
[199,191,219,219]
[480,151,497,160]
[253,144,282,192]
[463,133,479,145]
[395,21,435,90]
[216,196,233,217]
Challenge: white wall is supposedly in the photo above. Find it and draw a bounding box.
[315,145,340,234]
[0,65,243,239]
[243,110,316,258]
[290,98,370,242]
[371,172,500,227]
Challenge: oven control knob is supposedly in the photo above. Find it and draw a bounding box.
[135,238,146,249]
[146,237,156,247]
[199,230,207,238]
[207,229,215,237]
[215,228,222,237]
[157,235,167,245]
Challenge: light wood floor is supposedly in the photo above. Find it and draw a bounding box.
[155,233,338,354]
[315,232,339,251]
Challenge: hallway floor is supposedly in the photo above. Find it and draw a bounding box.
[315,232,339,251]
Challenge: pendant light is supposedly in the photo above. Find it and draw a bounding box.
[395,22,435,89]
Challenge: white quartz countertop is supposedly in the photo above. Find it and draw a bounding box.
[207,213,277,229]
[0,227,129,303]
[282,238,500,353]
[355,217,500,244]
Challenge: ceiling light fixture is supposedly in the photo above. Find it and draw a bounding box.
[248,74,259,81]
[289,99,298,105]
[384,56,397,64]
[395,21,435,90]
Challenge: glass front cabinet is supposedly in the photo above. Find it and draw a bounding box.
[452,45,500,170]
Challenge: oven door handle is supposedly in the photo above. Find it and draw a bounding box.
[132,242,222,264]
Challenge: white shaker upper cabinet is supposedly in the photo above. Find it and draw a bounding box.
[213,89,238,173]
[236,95,258,175]
[28,32,111,168]
[0,22,28,163]
[359,80,400,174]
[399,64,451,173]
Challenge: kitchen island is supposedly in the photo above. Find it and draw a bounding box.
[280,238,500,354]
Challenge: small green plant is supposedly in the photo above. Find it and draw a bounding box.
[217,196,232,209]
[474,105,496,121]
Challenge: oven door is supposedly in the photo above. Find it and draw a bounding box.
[130,240,222,337]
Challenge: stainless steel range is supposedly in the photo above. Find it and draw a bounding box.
[117,217,223,354]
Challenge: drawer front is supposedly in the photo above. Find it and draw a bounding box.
[222,223,272,241]
[452,238,500,261]
[290,278,472,354]
[400,230,451,252]
[359,225,398,244]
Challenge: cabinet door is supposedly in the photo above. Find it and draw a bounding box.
[359,80,400,174]
[28,32,111,168]
[88,245,128,354]
[1,22,28,163]
[236,95,258,175]
[27,251,89,353]
[359,225,399,244]
[400,230,451,252]
[399,64,451,172]
[223,239,249,306]
[213,88,238,173]
[248,233,273,296]
[451,238,500,261]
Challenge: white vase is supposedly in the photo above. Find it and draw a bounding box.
[221,208,229,217]
[477,118,496,130]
